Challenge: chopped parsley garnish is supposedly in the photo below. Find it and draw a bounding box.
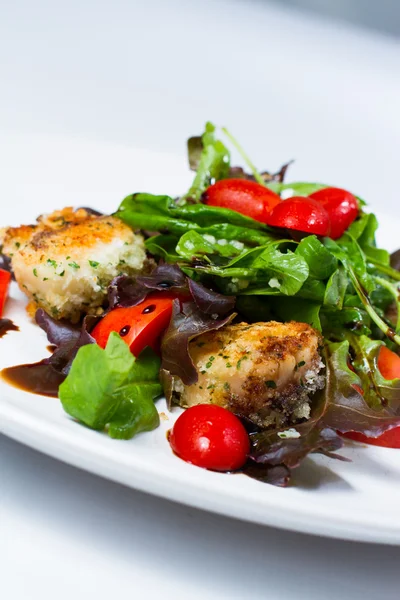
[223,382,230,392]
[295,360,306,371]
[33,268,38,277]
[236,355,249,369]
[89,260,99,268]
[68,261,80,269]
[47,259,57,268]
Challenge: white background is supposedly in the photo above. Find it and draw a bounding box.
[1,1,400,598]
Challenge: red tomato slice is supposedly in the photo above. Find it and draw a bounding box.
[0,269,12,317]
[203,178,281,224]
[267,196,331,236]
[309,187,358,240]
[91,294,174,356]
[377,345,400,380]
[343,346,400,448]
[169,405,250,471]
[343,429,400,449]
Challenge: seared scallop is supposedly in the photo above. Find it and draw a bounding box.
[1,207,146,322]
[174,321,324,429]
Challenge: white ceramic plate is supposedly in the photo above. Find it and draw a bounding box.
[1,133,400,546]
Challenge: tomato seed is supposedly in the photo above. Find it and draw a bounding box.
[142,304,156,314]
[119,325,131,336]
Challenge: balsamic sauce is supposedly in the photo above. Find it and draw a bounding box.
[1,361,61,397]
[0,318,19,338]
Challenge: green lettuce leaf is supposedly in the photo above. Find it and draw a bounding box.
[59,334,161,437]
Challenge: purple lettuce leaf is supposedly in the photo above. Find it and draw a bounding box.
[161,300,236,387]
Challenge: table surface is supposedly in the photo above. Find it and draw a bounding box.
[1,1,400,598]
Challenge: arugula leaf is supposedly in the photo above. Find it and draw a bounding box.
[59,334,161,437]
[323,267,348,309]
[351,212,390,265]
[183,122,230,202]
[296,235,337,280]
[320,306,371,337]
[271,297,322,330]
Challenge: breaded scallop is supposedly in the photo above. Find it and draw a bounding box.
[174,321,324,429]
[2,207,146,322]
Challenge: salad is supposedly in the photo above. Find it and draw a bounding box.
[1,122,400,487]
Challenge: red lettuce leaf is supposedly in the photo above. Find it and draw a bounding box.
[161,300,236,386]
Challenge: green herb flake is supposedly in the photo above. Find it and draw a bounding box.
[33,268,38,277]
[205,361,213,369]
[226,362,232,368]
[265,380,277,389]
[15,241,20,248]
[223,382,230,392]
[68,261,80,269]
[58,270,65,277]
[295,360,306,371]
[89,260,99,268]
[43,277,48,281]
[236,355,249,369]
[47,259,57,268]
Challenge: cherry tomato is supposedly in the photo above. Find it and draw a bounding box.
[309,187,359,239]
[169,405,250,471]
[343,346,400,448]
[267,196,331,236]
[0,268,11,317]
[91,293,174,356]
[203,179,281,224]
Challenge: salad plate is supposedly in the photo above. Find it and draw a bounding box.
[1,132,400,546]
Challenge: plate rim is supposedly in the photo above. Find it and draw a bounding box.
[1,135,400,546]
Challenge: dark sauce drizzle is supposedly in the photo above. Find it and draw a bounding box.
[0,318,19,338]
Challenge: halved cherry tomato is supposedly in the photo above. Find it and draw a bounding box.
[267,196,331,236]
[344,346,400,448]
[91,293,174,356]
[0,269,12,317]
[309,187,359,239]
[169,405,250,471]
[377,345,400,381]
[203,179,281,224]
